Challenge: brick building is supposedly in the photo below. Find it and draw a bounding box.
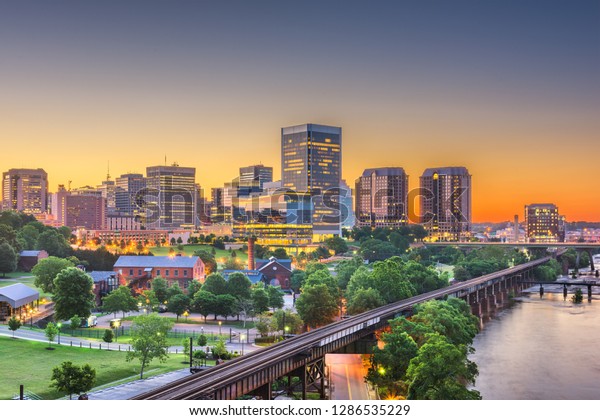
[113,256,205,292]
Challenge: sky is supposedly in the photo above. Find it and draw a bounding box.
[0,0,599,222]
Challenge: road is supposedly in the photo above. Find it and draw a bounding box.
[326,354,371,400]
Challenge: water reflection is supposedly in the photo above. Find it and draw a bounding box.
[470,293,600,399]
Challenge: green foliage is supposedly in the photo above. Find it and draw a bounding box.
[50,361,96,400]
[572,288,584,304]
[137,289,160,312]
[223,256,244,270]
[304,262,327,277]
[192,349,207,365]
[271,248,289,259]
[31,256,75,293]
[182,337,191,357]
[102,286,138,318]
[196,334,208,347]
[17,224,40,250]
[202,273,228,295]
[0,224,20,251]
[72,247,118,271]
[304,268,340,302]
[194,250,217,274]
[103,329,114,343]
[187,279,202,297]
[272,308,303,334]
[290,269,307,291]
[215,294,237,319]
[411,299,479,347]
[45,322,59,348]
[226,272,252,300]
[167,293,191,320]
[211,338,228,358]
[346,287,385,315]
[70,315,82,330]
[36,229,71,258]
[251,287,270,314]
[0,242,18,276]
[8,316,21,338]
[53,267,95,321]
[255,313,273,337]
[360,238,402,262]
[126,314,174,379]
[324,236,349,255]
[335,256,363,289]
[296,283,339,328]
[406,334,480,400]
[192,290,217,320]
[151,277,169,304]
[166,284,184,300]
[346,258,416,305]
[267,286,284,311]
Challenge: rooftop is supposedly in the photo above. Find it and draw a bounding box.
[0,283,40,308]
[114,256,200,269]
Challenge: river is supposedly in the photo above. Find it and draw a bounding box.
[470,291,600,399]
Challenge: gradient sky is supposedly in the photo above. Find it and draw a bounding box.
[1,1,599,222]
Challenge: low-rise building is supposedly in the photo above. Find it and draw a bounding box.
[255,257,292,289]
[18,250,49,271]
[113,256,205,292]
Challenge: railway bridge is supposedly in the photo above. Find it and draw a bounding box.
[132,253,562,400]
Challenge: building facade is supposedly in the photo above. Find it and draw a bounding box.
[281,123,342,239]
[525,203,565,242]
[420,167,471,241]
[64,195,106,230]
[113,256,205,292]
[355,168,408,228]
[115,173,147,216]
[146,164,196,229]
[2,168,48,214]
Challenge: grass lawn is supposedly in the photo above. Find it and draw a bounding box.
[0,336,196,400]
[149,244,248,262]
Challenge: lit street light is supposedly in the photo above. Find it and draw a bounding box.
[240,333,246,355]
[218,321,222,337]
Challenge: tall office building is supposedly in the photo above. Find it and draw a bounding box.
[97,180,117,213]
[339,179,356,229]
[145,164,196,229]
[115,173,147,215]
[525,203,565,242]
[51,184,70,225]
[238,164,273,196]
[355,168,408,228]
[420,167,471,241]
[281,123,342,238]
[64,195,106,230]
[2,168,48,214]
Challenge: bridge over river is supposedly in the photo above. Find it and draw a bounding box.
[131,252,563,400]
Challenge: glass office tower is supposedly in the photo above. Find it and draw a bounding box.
[281,123,342,238]
[145,165,196,229]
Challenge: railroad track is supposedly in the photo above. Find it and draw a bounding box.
[132,254,557,400]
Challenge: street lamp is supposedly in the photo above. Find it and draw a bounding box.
[183,310,189,321]
[240,333,246,355]
[57,322,62,345]
[218,321,222,337]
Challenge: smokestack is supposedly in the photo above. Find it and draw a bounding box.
[248,237,255,270]
[514,215,519,242]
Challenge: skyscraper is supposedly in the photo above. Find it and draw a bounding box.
[420,167,471,241]
[525,203,565,242]
[2,168,48,214]
[145,164,196,229]
[355,168,408,228]
[238,164,273,196]
[115,173,147,216]
[281,123,342,238]
[64,195,106,230]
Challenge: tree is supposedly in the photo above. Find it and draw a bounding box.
[103,329,114,343]
[223,257,244,270]
[324,236,349,255]
[347,287,385,315]
[410,299,479,347]
[151,277,169,304]
[166,284,184,300]
[194,250,217,274]
[267,286,285,311]
[406,334,481,400]
[167,293,191,320]
[237,298,254,328]
[17,224,39,250]
[251,287,270,314]
[304,268,340,303]
[36,229,71,257]
[400,260,448,295]
[70,315,82,330]
[360,239,401,262]
[0,242,17,277]
[572,288,584,304]
[335,257,363,289]
[137,289,159,312]
[102,286,138,318]
[271,248,289,259]
[255,313,273,337]
[53,267,95,321]
[226,272,252,301]
[126,314,174,379]
[8,316,21,338]
[290,269,307,292]
[187,279,202,297]
[192,290,217,321]
[197,334,208,347]
[214,294,237,320]
[182,337,191,360]
[211,338,228,358]
[31,256,75,294]
[50,361,96,400]
[296,283,339,328]
[202,273,228,295]
[272,309,303,335]
[45,322,59,348]
[304,261,327,277]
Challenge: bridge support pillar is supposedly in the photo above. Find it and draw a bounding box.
[588,285,593,302]
[588,250,595,272]
[304,358,326,399]
[252,381,272,400]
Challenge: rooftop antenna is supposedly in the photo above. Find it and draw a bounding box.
[107,161,111,181]
[68,180,72,191]
[165,155,167,166]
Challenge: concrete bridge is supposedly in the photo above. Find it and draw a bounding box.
[131,253,562,400]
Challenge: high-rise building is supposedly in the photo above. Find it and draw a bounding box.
[115,173,147,216]
[420,167,471,241]
[238,164,273,196]
[525,203,565,242]
[355,168,408,228]
[145,164,196,229]
[340,179,356,229]
[281,123,342,238]
[64,195,106,230]
[2,168,48,214]
[51,184,70,225]
[97,180,117,213]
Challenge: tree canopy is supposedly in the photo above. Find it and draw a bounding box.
[53,267,95,321]
[31,256,75,293]
[126,314,174,379]
[50,361,96,400]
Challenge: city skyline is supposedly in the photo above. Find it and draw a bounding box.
[1,1,598,222]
